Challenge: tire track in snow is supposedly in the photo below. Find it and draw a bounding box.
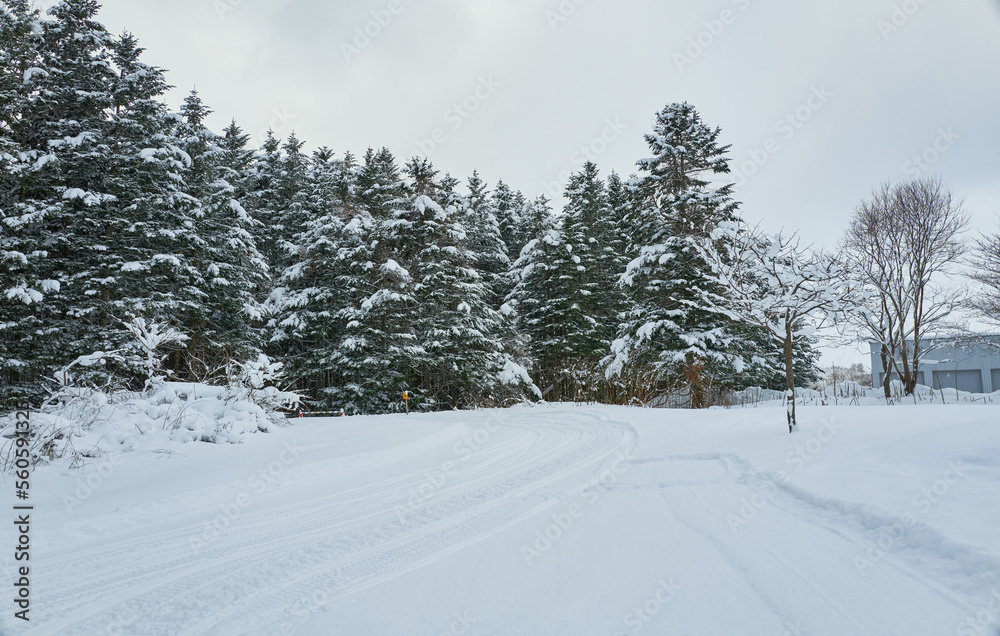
[31,425,551,631]
[644,452,993,634]
[651,458,863,634]
[35,422,540,598]
[714,451,1000,609]
[210,420,630,635]
[39,422,479,559]
[28,410,635,636]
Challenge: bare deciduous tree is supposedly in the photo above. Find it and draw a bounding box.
[970,217,1000,325]
[842,177,969,397]
[842,185,907,398]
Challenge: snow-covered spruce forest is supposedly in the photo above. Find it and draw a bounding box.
[10,0,972,419]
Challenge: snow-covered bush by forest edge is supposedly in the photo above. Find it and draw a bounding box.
[0,321,299,469]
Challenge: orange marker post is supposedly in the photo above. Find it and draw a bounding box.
[402,391,410,414]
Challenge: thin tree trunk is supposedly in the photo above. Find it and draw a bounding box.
[687,357,705,410]
[909,323,921,394]
[784,316,796,433]
[899,339,914,396]
[880,343,892,399]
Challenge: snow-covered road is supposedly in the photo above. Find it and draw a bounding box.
[8,404,1000,635]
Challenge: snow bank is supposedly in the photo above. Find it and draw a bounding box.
[0,381,299,469]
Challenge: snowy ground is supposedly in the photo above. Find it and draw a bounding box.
[3,403,1000,635]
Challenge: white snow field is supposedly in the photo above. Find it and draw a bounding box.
[4,403,1000,635]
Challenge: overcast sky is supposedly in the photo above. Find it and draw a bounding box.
[52,0,1000,366]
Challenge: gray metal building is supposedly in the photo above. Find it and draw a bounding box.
[870,336,1000,394]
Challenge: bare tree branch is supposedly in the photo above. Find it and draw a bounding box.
[970,216,1000,324]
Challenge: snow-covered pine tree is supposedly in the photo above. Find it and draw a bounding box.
[493,179,519,263]
[244,131,285,283]
[508,162,618,401]
[308,146,343,221]
[13,0,119,388]
[274,133,311,267]
[323,148,418,413]
[216,118,271,346]
[577,164,629,400]
[604,171,634,271]
[406,156,438,198]
[218,119,256,199]
[508,226,568,399]
[334,149,358,213]
[463,171,510,310]
[270,153,351,403]
[512,195,555,260]
[269,144,361,402]
[606,102,743,408]
[262,134,320,350]
[597,171,638,403]
[103,33,207,381]
[509,189,527,246]
[579,165,628,337]
[356,146,406,220]
[437,176,538,403]
[0,0,52,405]
[174,90,268,379]
[242,131,316,333]
[405,160,510,409]
[4,2,198,390]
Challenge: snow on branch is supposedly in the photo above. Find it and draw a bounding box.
[123,317,189,385]
[697,221,866,430]
[699,222,861,344]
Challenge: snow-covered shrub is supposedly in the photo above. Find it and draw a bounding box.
[497,357,543,403]
[0,324,300,469]
[0,381,299,469]
[224,354,299,414]
[123,316,189,389]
